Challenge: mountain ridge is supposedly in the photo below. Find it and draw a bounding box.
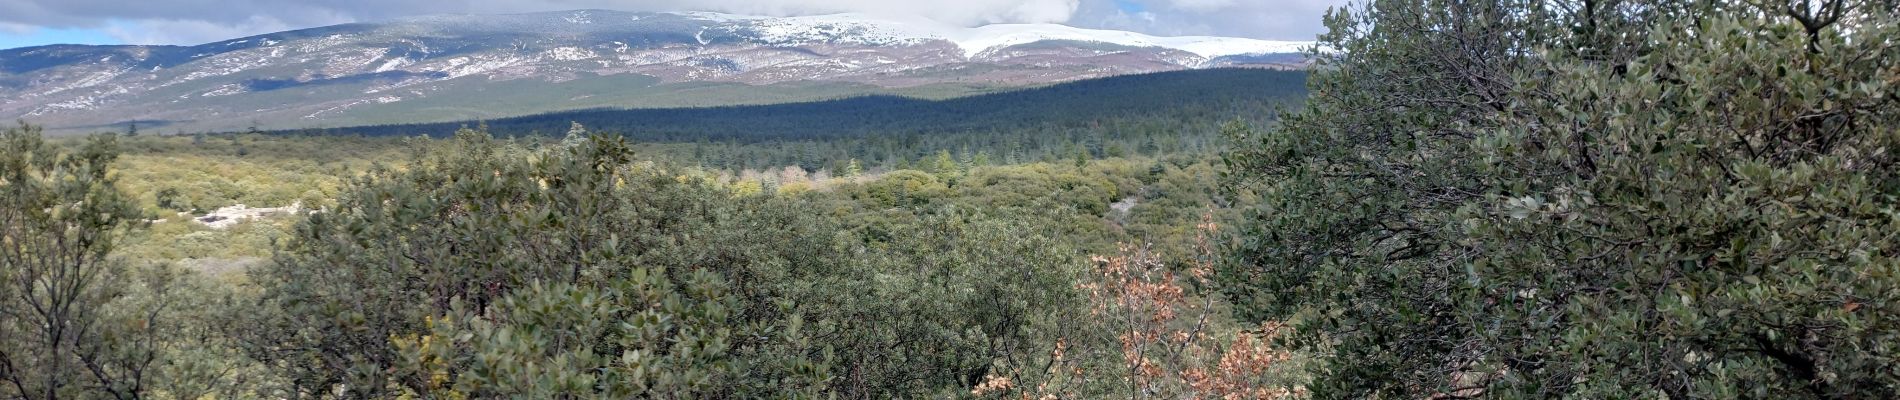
[0,10,1311,134]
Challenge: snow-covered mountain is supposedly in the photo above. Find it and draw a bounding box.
[696,12,1304,59]
[0,10,1310,133]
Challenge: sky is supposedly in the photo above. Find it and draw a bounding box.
[0,0,1346,49]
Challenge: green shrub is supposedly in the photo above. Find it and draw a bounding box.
[1,125,168,399]
[245,130,840,397]
[1222,0,1900,397]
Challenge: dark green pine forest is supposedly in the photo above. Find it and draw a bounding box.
[3,0,1899,399]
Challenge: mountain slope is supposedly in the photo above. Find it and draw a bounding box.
[309,68,1308,142]
[0,10,1309,134]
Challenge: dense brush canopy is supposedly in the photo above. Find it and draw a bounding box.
[1222,0,1900,397]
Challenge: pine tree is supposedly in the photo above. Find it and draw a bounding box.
[561,121,588,148]
[931,150,957,176]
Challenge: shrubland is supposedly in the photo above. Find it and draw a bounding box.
[1221,0,1900,397]
[6,0,1897,397]
[4,123,1293,398]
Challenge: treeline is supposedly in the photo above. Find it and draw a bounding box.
[303,68,1305,142]
[101,118,1236,217]
[194,69,1307,175]
[87,124,1246,275]
[619,114,1246,173]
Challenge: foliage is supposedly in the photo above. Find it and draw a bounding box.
[242,129,840,397]
[8,63,1297,398]
[990,215,1304,399]
[393,276,830,399]
[0,124,164,399]
[200,122,1294,398]
[1086,219,1301,400]
[814,213,1089,396]
[1223,0,1900,397]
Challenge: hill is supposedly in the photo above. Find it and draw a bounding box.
[1,10,1309,134]
[314,68,1306,142]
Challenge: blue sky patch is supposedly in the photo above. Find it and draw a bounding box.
[1114,0,1148,13]
[1,27,119,50]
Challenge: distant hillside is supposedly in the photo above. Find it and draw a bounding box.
[2,10,1308,134]
[311,68,1307,142]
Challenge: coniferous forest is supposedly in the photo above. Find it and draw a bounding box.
[4,0,1900,399]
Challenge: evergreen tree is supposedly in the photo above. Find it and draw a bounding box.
[931,150,958,176]
[1222,0,1900,397]
[561,121,587,148]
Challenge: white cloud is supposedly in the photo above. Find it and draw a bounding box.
[540,0,1085,25]
[1078,0,1343,39]
[0,22,34,34]
[104,15,323,45]
[1001,0,1082,24]
[1166,0,1237,12]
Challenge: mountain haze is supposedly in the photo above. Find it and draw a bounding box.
[0,10,1309,134]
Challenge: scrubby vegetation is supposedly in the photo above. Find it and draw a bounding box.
[4,0,1897,398]
[1221,0,1900,397]
[3,121,1292,398]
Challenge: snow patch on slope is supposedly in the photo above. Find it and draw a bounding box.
[744,14,941,46]
[672,11,768,23]
[543,47,599,61]
[950,24,1308,59]
[565,11,594,24]
[680,12,1308,59]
